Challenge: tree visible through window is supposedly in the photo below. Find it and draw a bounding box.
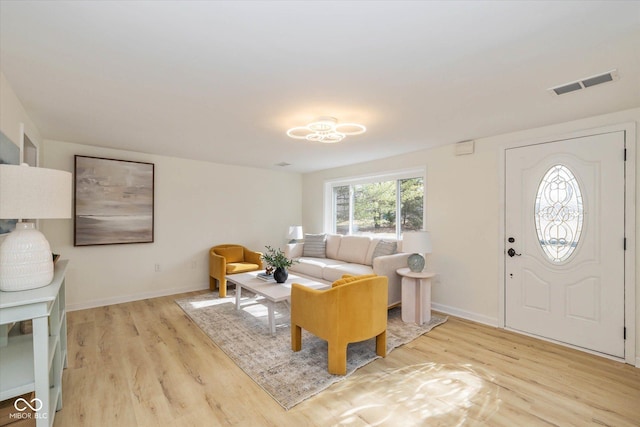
[400,177,424,231]
[330,173,424,239]
[334,185,350,235]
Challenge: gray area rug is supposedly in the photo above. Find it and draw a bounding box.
[175,291,447,410]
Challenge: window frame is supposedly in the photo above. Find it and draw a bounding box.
[323,167,426,239]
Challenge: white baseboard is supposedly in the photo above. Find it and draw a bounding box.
[431,302,499,327]
[66,284,209,312]
[636,356,640,369]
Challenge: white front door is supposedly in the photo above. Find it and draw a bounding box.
[505,131,626,358]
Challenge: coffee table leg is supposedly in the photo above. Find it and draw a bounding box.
[235,285,242,310]
[268,301,276,335]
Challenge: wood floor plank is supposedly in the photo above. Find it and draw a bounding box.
[53,291,640,426]
[65,320,96,369]
[119,336,175,426]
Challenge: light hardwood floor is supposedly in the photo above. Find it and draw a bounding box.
[54,290,640,426]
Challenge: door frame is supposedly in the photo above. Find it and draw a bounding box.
[498,122,636,365]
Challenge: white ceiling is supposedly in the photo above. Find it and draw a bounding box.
[1,1,639,173]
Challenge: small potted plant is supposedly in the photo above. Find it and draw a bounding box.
[262,245,297,283]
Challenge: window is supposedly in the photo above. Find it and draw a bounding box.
[534,164,584,263]
[326,169,425,239]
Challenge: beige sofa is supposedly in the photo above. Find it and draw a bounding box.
[285,234,409,307]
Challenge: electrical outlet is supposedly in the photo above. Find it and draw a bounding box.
[155,264,160,272]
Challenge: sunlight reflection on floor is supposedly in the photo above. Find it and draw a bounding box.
[189,293,287,322]
[188,298,230,309]
[325,362,500,426]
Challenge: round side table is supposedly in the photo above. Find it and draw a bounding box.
[396,267,436,325]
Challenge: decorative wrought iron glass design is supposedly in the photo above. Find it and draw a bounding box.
[534,164,584,263]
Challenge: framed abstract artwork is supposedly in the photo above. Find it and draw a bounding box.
[74,155,154,246]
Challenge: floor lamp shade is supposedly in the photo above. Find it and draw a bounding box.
[0,164,72,291]
[402,231,432,272]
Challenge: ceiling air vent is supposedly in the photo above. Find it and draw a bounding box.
[548,69,619,96]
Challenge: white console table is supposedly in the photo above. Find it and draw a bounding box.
[0,260,68,427]
[397,267,436,325]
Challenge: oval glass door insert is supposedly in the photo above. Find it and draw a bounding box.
[534,164,584,263]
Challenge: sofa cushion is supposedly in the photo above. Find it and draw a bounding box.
[303,233,326,257]
[365,239,379,265]
[290,257,346,279]
[372,240,397,260]
[216,246,244,263]
[226,262,260,274]
[322,262,374,282]
[286,243,303,259]
[325,234,342,259]
[336,235,371,264]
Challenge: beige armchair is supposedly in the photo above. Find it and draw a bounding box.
[290,274,388,375]
[209,244,263,297]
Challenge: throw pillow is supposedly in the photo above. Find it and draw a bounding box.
[303,233,327,258]
[372,240,397,260]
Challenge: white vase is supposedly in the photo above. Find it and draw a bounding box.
[0,222,54,291]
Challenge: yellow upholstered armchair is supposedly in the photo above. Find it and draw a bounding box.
[290,274,388,375]
[209,244,263,297]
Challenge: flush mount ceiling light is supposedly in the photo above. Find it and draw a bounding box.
[286,117,366,143]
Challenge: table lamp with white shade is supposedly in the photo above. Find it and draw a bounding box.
[0,163,72,291]
[287,225,303,243]
[402,230,432,272]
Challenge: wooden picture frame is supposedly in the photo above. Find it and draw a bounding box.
[74,155,154,246]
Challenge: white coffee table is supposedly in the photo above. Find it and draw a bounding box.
[226,271,330,335]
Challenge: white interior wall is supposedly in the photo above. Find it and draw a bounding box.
[302,108,640,364]
[2,69,638,364]
[40,140,302,309]
[1,72,302,311]
[0,72,42,153]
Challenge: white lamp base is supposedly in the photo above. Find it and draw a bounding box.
[0,222,53,291]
